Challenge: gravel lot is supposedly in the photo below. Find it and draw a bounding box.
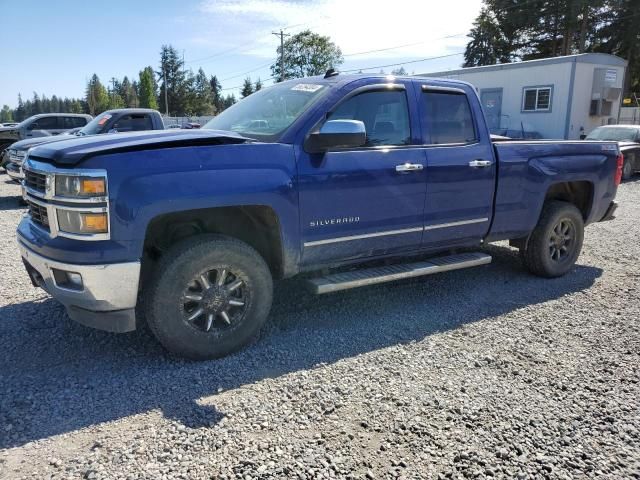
[0,174,638,480]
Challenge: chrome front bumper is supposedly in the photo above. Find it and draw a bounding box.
[18,240,141,332]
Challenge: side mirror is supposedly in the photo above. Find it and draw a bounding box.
[305,119,366,154]
[27,123,36,130]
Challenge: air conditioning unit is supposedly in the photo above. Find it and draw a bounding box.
[589,68,622,117]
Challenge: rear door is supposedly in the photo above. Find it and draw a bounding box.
[418,85,496,249]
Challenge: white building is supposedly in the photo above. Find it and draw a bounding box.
[420,53,627,140]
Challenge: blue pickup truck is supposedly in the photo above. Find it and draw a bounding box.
[17,72,622,359]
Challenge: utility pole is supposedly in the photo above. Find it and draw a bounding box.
[110,78,116,104]
[163,68,169,117]
[272,30,290,82]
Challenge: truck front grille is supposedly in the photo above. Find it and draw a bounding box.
[26,200,50,231]
[24,170,47,194]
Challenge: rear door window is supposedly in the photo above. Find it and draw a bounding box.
[421,90,477,145]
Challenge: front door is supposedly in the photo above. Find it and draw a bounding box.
[480,88,503,133]
[419,85,496,249]
[297,83,427,266]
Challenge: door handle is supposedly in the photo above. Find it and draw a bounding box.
[396,163,424,173]
[468,159,493,168]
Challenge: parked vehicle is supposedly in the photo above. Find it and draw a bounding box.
[0,113,92,158]
[4,109,164,181]
[17,73,621,359]
[586,125,640,180]
[493,128,544,140]
[0,122,19,128]
[182,122,201,129]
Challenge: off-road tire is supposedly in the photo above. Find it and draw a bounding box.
[521,201,584,278]
[145,234,273,360]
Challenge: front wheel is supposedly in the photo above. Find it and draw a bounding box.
[145,235,273,360]
[520,201,584,278]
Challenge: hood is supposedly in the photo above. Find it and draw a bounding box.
[29,129,253,166]
[0,127,20,141]
[9,134,79,152]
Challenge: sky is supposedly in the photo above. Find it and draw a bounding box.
[0,0,483,109]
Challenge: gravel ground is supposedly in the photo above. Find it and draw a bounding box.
[0,174,638,480]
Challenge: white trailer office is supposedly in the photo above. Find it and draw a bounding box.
[420,53,627,140]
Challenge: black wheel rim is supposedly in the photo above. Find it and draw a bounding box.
[181,268,249,333]
[549,218,575,263]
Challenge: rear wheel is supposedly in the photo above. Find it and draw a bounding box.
[145,235,273,359]
[520,201,584,278]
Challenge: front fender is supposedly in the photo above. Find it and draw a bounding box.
[81,143,300,271]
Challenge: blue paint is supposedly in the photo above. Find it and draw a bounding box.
[17,74,621,277]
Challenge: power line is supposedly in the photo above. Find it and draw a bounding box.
[219,60,274,82]
[343,33,466,58]
[342,52,465,74]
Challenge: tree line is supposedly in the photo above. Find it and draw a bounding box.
[2,31,344,123]
[2,44,269,122]
[464,0,639,95]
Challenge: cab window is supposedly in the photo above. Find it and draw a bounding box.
[327,90,411,147]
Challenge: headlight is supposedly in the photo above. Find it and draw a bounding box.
[11,150,27,164]
[57,210,108,234]
[55,175,106,198]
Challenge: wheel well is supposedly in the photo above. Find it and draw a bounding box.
[543,181,593,220]
[142,205,284,282]
[509,181,593,250]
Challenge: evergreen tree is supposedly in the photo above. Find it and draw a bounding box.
[139,66,158,110]
[0,105,13,123]
[32,93,42,114]
[254,78,263,91]
[464,7,511,66]
[15,94,26,121]
[210,75,223,113]
[193,68,214,115]
[85,74,110,115]
[241,77,254,98]
[223,94,236,109]
[158,45,189,116]
[390,67,407,75]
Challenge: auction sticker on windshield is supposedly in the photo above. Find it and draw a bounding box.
[291,84,323,92]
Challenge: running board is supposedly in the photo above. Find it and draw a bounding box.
[306,252,492,294]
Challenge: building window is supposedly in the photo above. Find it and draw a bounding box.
[522,86,552,112]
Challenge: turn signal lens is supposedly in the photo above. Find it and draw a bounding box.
[57,210,108,235]
[55,175,106,198]
[84,214,108,231]
[81,179,106,195]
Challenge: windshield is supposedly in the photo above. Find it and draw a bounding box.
[203,81,328,140]
[586,126,639,142]
[78,112,113,136]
